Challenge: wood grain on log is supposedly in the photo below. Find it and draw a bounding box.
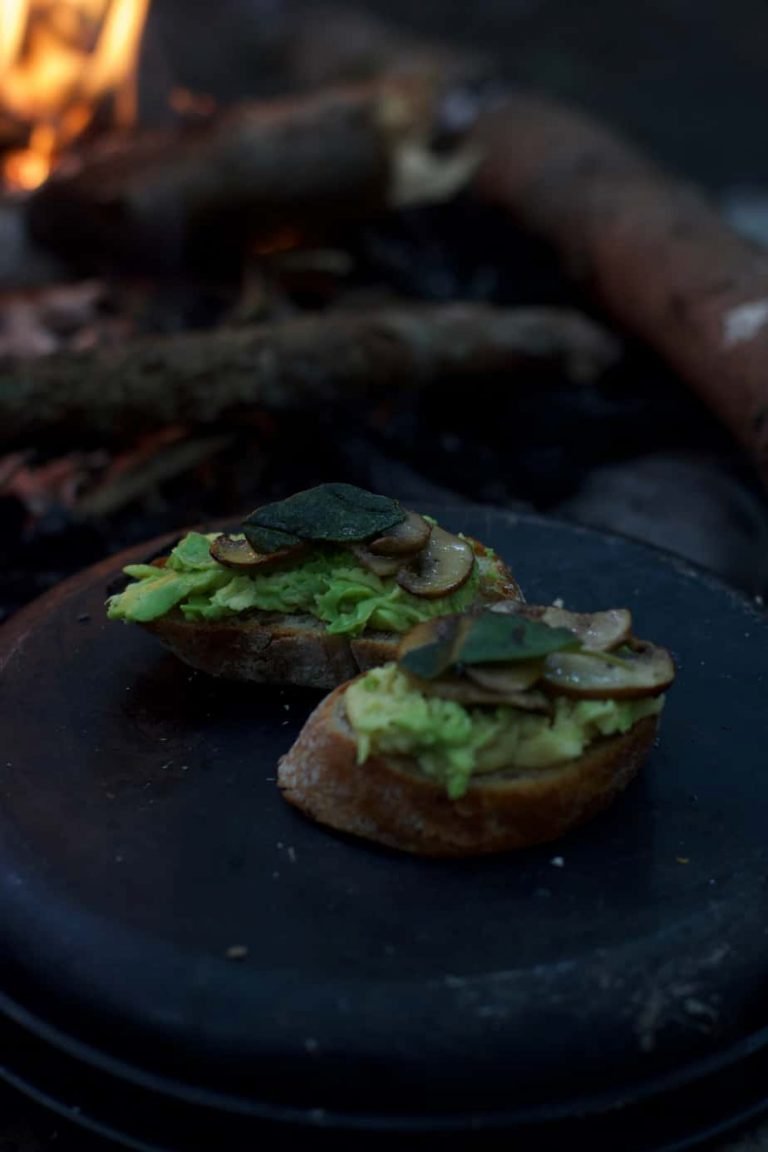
[0,305,619,444]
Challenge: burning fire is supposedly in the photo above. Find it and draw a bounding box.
[0,0,150,190]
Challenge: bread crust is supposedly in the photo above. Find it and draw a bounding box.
[278,681,659,855]
[144,612,404,689]
[141,543,521,689]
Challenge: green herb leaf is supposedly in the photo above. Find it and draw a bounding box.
[460,613,581,664]
[242,484,405,554]
[242,523,303,555]
[398,610,582,679]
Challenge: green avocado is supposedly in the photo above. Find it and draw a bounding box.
[107,531,503,638]
[344,664,664,798]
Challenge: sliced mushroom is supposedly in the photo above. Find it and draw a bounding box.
[350,544,403,578]
[464,660,544,695]
[210,534,308,572]
[538,607,632,652]
[406,672,551,712]
[542,641,675,700]
[493,689,551,714]
[396,526,475,599]
[398,615,455,658]
[490,602,632,652]
[398,615,469,679]
[369,510,432,556]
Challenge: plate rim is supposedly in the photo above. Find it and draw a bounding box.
[2,503,768,1128]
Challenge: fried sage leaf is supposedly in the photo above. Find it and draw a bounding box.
[398,610,580,680]
[242,483,405,554]
[241,522,303,554]
[459,612,581,666]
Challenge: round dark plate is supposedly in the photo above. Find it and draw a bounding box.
[1,505,768,1152]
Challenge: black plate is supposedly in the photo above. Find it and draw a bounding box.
[1,505,768,1151]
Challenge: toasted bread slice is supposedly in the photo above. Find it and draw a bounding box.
[141,542,520,689]
[144,612,404,689]
[278,680,659,855]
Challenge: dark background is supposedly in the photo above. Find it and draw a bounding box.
[132,0,768,606]
[152,0,768,192]
[4,1,768,1148]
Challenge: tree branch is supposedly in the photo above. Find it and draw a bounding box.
[0,304,619,444]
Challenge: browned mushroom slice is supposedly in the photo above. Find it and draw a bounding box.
[464,660,544,695]
[398,615,469,678]
[396,526,475,599]
[542,641,675,700]
[350,545,402,578]
[407,672,551,712]
[538,607,632,652]
[397,615,453,658]
[210,534,308,572]
[493,689,551,714]
[489,602,632,652]
[368,510,432,556]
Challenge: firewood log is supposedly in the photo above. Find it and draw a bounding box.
[472,95,768,487]
[28,76,477,272]
[0,304,619,445]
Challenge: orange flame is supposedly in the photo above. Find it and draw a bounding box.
[0,0,150,190]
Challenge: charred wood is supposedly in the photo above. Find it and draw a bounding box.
[28,77,477,274]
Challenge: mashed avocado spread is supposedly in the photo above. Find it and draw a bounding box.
[107,531,499,637]
[345,664,663,798]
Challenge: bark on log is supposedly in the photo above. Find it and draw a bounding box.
[472,95,768,486]
[28,76,476,271]
[0,304,619,445]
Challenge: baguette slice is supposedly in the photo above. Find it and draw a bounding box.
[141,541,520,690]
[143,612,403,689]
[278,679,659,856]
